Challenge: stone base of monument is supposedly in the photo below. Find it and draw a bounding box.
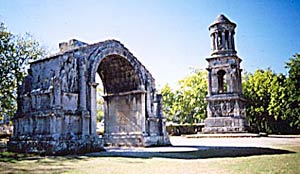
[203,117,248,133]
[103,133,145,147]
[7,134,104,155]
[144,135,171,147]
[103,133,171,147]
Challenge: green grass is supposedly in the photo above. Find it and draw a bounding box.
[0,145,299,174]
[230,153,300,174]
[0,150,36,163]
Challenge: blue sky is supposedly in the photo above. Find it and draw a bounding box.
[1,0,299,88]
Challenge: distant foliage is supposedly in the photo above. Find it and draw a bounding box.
[284,54,300,129]
[0,22,45,121]
[161,68,207,124]
[243,54,300,134]
[243,69,289,133]
[161,54,300,134]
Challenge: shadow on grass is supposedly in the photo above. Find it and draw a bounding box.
[0,152,90,174]
[1,145,295,162]
[84,145,295,160]
[0,146,296,173]
[0,150,91,163]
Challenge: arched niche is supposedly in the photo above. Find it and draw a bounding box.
[217,69,226,94]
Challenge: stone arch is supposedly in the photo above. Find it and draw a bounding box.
[87,41,150,146]
[89,42,146,87]
[98,55,141,94]
[8,39,170,154]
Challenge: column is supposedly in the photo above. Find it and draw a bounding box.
[156,94,163,135]
[50,114,56,135]
[207,68,212,96]
[79,58,87,110]
[228,31,232,49]
[231,32,235,50]
[234,100,240,117]
[79,58,89,135]
[239,69,243,93]
[211,34,216,51]
[54,78,61,108]
[214,33,219,50]
[221,32,226,50]
[90,82,98,135]
[103,96,109,136]
[207,102,212,118]
[140,92,146,134]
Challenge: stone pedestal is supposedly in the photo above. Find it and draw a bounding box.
[8,134,103,155]
[204,94,248,133]
[203,117,248,133]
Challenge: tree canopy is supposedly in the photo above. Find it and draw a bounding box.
[243,54,300,133]
[242,69,288,133]
[0,22,45,122]
[161,54,300,134]
[161,68,207,124]
[284,54,300,129]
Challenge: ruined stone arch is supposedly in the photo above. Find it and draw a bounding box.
[8,39,170,155]
[87,45,146,142]
[89,45,146,86]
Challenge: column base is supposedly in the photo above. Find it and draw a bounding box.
[8,134,104,155]
[203,117,248,133]
[103,132,171,147]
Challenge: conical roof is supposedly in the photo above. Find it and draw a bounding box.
[215,14,231,23]
[209,14,236,29]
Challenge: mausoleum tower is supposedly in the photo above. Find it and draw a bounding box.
[203,14,248,133]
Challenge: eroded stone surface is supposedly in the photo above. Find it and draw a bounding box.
[8,39,170,155]
[204,14,248,133]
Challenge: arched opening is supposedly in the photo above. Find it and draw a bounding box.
[93,54,146,146]
[98,55,140,94]
[217,70,226,94]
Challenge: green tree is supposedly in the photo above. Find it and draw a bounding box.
[243,70,273,133]
[0,22,45,122]
[160,84,176,120]
[161,68,207,124]
[284,53,300,129]
[243,69,298,134]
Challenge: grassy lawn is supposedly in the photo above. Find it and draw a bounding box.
[0,140,300,174]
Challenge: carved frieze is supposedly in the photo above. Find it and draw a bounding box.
[209,100,235,117]
[60,55,78,93]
